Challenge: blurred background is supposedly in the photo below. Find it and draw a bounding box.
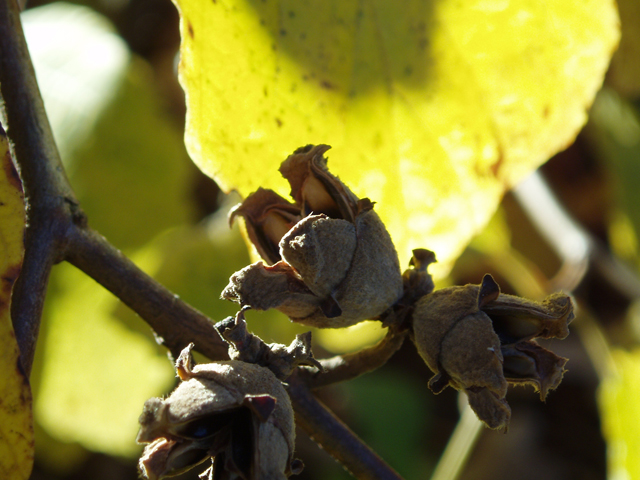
[14,0,640,479]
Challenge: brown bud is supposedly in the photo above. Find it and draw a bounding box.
[411,274,574,430]
[137,344,301,480]
[223,145,403,328]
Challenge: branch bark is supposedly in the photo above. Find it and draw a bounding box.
[0,0,79,376]
[288,373,404,480]
[65,226,229,361]
[299,327,408,389]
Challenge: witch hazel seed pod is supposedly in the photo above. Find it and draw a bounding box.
[137,344,302,480]
[411,274,574,430]
[222,145,403,328]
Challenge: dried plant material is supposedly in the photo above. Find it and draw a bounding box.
[228,188,301,265]
[411,274,574,430]
[402,249,436,302]
[223,145,403,328]
[378,248,437,329]
[215,307,323,380]
[137,344,301,480]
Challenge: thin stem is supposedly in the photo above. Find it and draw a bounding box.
[429,401,482,480]
[9,218,56,377]
[299,327,408,389]
[0,0,79,375]
[288,373,405,480]
[513,171,640,299]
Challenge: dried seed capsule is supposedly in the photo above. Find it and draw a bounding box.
[223,145,403,328]
[137,344,301,480]
[411,274,574,430]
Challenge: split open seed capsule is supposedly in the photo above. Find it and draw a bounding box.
[411,274,574,430]
[137,344,301,480]
[222,144,403,328]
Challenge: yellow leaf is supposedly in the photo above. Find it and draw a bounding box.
[0,128,32,479]
[174,0,619,273]
[599,348,640,480]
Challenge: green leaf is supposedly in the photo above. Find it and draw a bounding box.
[24,2,193,251]
[36,262,175,458]
[22,2,129,164]
[69,62,193,250]
[174,0,619,272]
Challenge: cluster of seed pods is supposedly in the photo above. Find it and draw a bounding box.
[137,145,574,478]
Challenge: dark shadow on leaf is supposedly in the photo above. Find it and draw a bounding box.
[244,0,438,97]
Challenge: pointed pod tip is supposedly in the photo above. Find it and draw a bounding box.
[478,274,501,309]
[228,203,242,228]
[243,394,277,422]
[410,248,437,269]
[292,144,317,155]
[176,343,196,380]
[357,198,375,213]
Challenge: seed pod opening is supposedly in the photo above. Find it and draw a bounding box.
[223,145,403,328]
[137,344,300,480]
[411,274,574,430]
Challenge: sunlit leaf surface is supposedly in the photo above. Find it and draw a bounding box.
[0,129,32,479]
[174,0,619,271]
[36,263,175,458]
[599,348,640,480]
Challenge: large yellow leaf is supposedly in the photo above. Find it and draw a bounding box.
[0,128,32,479]
[174,0,619,272]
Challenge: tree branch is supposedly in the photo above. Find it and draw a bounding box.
[287,373,404,480]
[513,171,640,299]
[299,327,408,389]
[0,0,79,375]
[64,226,404,479]
[65,226,229,361]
